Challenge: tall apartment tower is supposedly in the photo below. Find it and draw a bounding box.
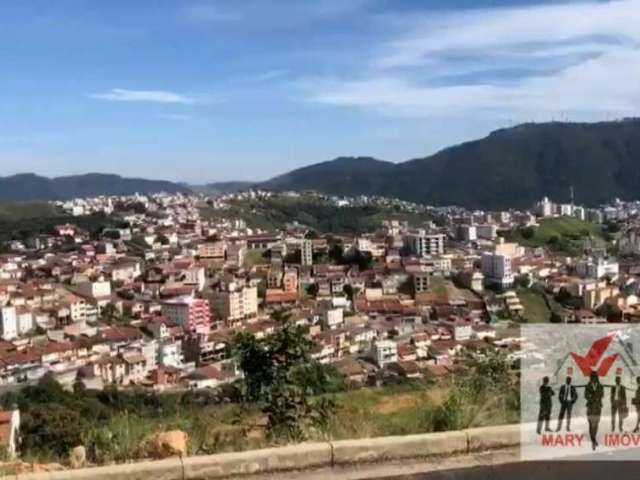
[408,232,445,257]
[301,239,313,266]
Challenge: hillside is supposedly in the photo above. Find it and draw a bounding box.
[199,194,433,233]
[0,173,190,201]
[190,181,254,194]
[260,120,640,209]
[263,157,396,197]
[502,216,606,256]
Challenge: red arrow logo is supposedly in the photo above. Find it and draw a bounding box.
[570,335,619,377]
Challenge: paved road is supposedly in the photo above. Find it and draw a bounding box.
[247,448,640,480]
[390,461,640,480]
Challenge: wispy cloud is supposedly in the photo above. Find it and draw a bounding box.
[240,69,290,83]
[89,88,195,104]
[303,0,640,120]
[375,2,640,69]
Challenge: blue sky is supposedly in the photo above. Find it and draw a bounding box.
[1,0,638,183]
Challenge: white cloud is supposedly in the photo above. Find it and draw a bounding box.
[375,0,640,69]
[90,88,195,104]
[304,0,640,120]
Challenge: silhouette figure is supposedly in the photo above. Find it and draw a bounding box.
[556,376,578,432]
[632,377,640,433]
[585,371,604,450]
[610,375,628,432]
[537,376,555,434]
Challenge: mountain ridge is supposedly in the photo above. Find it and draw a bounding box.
[259,120,640,209]
[4,120,640,208]
[0,173,190,201]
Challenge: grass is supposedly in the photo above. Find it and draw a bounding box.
[0,201,58,221]
[518,288,551,323]
[199,195,434,234]
[243,249,270,268]
[534,217,603,240]
[505,216,605,256]
[8,370,518,467]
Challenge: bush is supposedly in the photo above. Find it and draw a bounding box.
[21,404,86,457]
[520,226,536,239]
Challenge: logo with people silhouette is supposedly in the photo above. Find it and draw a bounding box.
[521,326,640,460]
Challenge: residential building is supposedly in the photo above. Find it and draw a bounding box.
[413,272,430,293]
[161,297,211,333]
[198,241,226,259]
[0,307,17,340]
[576,257,619,279]
[373,340,398,368]
[408,232,445,257]
[301,239,313,266]
[535,197,554,217]
[481,252,514,288]
[77,279,112,299]
[212,284,258,324]
[458,225,477,242]
[475,224,497,240]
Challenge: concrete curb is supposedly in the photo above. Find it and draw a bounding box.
[332,431,468,465]
[12,425,522,479]
[182,442,332,479]
[12,458,184,480]
[465,425,521,452]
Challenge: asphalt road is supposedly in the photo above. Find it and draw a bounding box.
[392,461,640,480]
[380,449,640,480]
[247,448,640,480]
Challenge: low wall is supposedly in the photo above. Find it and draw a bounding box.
[10,424,521,480]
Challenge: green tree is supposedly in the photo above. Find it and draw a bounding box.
[231,331,275,403]
[520,226,536,239]
[231,318,338,442]
[21,403,86,456]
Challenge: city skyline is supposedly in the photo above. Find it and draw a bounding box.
[1,0,639,183]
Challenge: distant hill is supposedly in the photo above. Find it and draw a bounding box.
[260,120,640,209]
[190,181,254,195]
[263,157,395,197]
[0,173,190,201]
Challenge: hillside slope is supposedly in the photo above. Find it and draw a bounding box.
[262,156,396,197]
[260,120,640,209]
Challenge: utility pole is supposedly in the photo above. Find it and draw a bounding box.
[570,186,574,205]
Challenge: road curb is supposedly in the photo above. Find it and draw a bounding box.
[13,424,522,479]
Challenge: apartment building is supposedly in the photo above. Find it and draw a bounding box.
[212,285,258,325]
[198,241,226,259]
[301,239,313,266]
[282,268,298,293]
[373,340,398,368]
[77,279,112,299]
[413,272,430,293]
[481,252,514,288]
[161,296,211,333]
[0,307,17,341]
[408,232,445,257]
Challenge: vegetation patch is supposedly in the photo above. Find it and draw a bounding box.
[504,217,605,256]
[517,288,552,323]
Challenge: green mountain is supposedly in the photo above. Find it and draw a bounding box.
[264,157,395,197]
[0,173,190,201]
[261,120,640,209]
